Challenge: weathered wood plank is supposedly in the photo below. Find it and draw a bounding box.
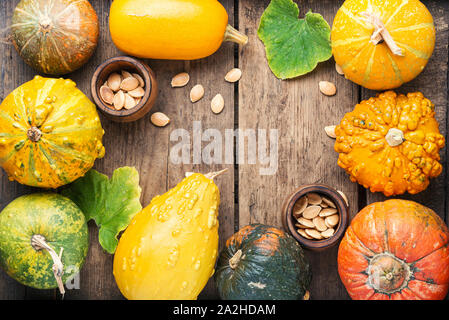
[361,0,449,224]
[238,0,357,300]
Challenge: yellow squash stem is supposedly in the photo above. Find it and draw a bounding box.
[360,11,404,56]
[224,24,248,46]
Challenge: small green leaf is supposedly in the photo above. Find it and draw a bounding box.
[62,167,142,254]
[258,0,332,79]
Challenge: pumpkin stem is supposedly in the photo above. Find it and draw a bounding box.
[360,12,404,56]
[27,127,42,142]
[367,252,411,294]
[205,168,229,180]
[224,25,248,46]
[385,128,405,147]
[229,249,243,269]
[31,234,65,298]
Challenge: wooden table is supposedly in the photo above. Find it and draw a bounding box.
[0,0,448,300]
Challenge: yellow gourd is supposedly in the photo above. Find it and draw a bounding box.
[109,0,248,60]
[331,0,435,90]
[334,91,444,196]
[0,76,105,188]
[113,170,226,300]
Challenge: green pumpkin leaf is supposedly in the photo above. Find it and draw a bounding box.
[62,167,142,254]
[257,0,332,79]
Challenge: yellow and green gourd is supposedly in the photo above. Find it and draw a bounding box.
[0,76,105,189]
[113,172,224,300]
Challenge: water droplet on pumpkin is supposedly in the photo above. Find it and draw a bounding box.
[193,260,201,270]
[181,281,188,290]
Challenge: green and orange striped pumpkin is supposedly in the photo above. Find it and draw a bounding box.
[331,0,435,90]
[0,76,105,189]
[11,0,99,76]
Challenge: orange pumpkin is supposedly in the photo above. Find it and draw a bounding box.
[338,200,449,300]
[334,91,444,196]
[331,0,435,90]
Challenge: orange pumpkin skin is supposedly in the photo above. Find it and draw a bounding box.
[334,91,444,197]
[331,0,435,90]
[338,200,449,300]
[11,0,99,75]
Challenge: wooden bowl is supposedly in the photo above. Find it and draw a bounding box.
[91,56,158,122]
[281,184,349,251]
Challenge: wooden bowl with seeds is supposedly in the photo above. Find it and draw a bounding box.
[281,184,349,251]
[91,56,158,123]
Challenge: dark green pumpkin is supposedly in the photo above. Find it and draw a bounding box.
[215,224,311,300]
[0,193,89,289]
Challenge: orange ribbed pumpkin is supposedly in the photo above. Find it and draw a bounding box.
[338,200,449,300]
[331,0,435,90]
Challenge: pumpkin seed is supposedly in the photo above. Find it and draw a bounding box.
[335,63,344,75]
[297,228,313,239]
[132,73,145,87]
[120,77,140,91]
[211,94,225,114]
[319,81,337,96]
[225,68,242,83]
[325,214,339,228]
[100,85,114,105]
[295,223,307,229]
[306,193,322,205]
[313,217,327,232]
[320,202,328,208]
[121,70,133,79]
[171,72,190,87]
[321,228,335,238]
[128,87,145,98]
[190,84,205,103]
[124,93,136,110]
[107,73,121,92]
[297,217,315,229]
[325,125,336,138]
[305,229,323,240]
[151,112,170,127]
[113,90,125,110]
[319,208,338,217]
[337,190,349,207]
[302,205,321,219]
[322,197,336,208]
[293,196,308,218]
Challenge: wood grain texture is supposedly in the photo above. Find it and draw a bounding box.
[238,0,357,300]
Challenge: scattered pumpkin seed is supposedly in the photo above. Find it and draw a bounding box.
[302,205,321,219]
[190,84,205,103]
[335,63,344,75]
[171,72,190,87]
[319,81,337,96]
[325,125,337,138]
[151,112,170,127]
[225,68,242,83]
[211,94,225,114]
